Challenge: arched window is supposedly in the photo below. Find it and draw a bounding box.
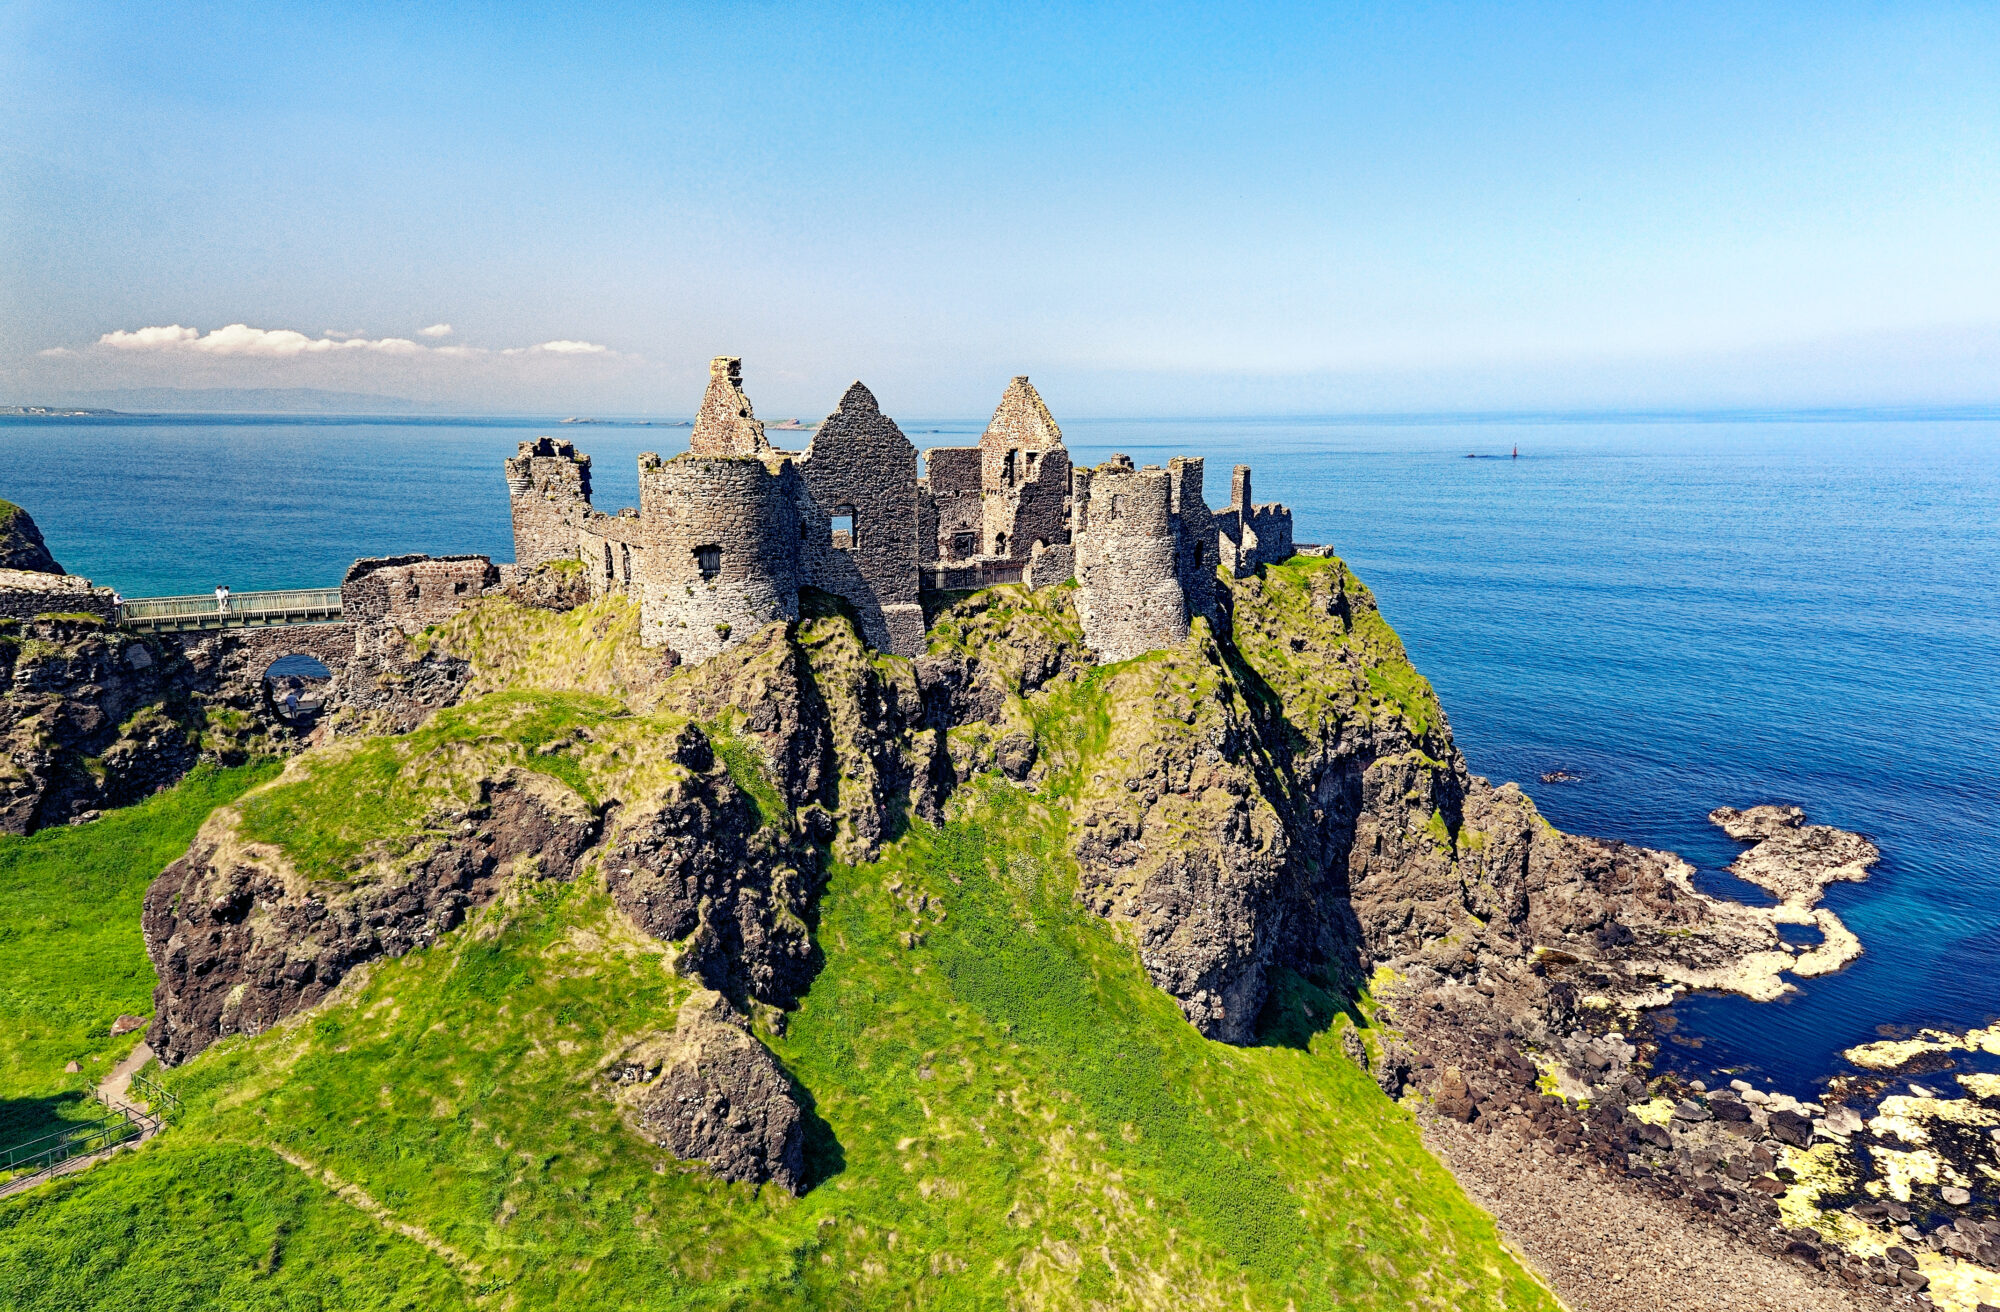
[994,531,1008,556]
[693,544,722,581]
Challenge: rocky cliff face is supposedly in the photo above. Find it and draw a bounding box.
[0,500,63,575]
[0,616,472,835]
[144,771,600,1065]
[129,559,1881,1205]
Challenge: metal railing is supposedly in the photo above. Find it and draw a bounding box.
[118,587,343,632]
[129,1072,183,1124]
[920,560,1026,592]
[0,1096,151,1182]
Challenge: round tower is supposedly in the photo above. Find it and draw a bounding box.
[1073,458,1190,662]
[637,453,799,661]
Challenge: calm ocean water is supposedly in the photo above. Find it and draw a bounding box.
[5,411,1998,1095]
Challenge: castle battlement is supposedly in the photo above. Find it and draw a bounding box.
[505,359,1298,668]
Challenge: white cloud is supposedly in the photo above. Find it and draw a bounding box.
[100,324,201,349]
[85,323,617,361]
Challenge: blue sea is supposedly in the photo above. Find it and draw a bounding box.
[5,409,1998,1096]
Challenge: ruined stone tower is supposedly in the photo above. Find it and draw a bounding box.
[1072,454,1219,663]
[504,437,594,570]
[689,356,770,458]
[636,451,799,661]
[1214,464,1295,577]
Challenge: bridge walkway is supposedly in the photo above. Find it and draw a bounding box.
[118,587,344,633]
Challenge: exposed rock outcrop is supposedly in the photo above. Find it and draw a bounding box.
[602,724,823,1008]
[144,772,597,1065]
[622,990,805,1194]
[0,610,471,834]
[0,500,63,574]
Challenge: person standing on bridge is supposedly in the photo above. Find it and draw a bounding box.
[214,584,230,614]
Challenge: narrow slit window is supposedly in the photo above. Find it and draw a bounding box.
[603,542,615,579]
[620,543,632,583]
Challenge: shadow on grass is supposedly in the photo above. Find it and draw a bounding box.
[1253,966,1363,1052]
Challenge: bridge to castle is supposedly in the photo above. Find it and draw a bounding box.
[117,587,344,633]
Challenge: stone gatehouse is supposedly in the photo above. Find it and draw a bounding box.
[507,357,1300,667]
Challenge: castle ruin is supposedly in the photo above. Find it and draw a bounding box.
[506,357,1298,667]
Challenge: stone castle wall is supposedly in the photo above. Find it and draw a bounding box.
[921,446,984,562]
[339,555,499,633]
[637,453,800,662]
[1214,464,1295,577]
[505,438,594,570]
[1072,455,1218,663]
[0,568,118,622]
[795,382,925,657]
[502,359,1297,670]
[689,357,770,458]
[576,511,646,599]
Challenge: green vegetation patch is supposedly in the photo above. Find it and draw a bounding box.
[0,763,276,1148]
[1228,554,1445,745]
[234,691,632,880]
[26,774,1556,1310]
[0,1142,473,1312]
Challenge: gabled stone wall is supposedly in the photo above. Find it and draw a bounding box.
[978,377,1071,560]
[795,382,925,657]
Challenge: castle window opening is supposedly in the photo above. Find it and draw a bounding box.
[994,531,1008,556]
[952,532,977,558]
[603,542,615,580]
[1025,451,1038,476]
[1110,494,1126,519]
[831,507,856,550]
[453,580,469,595]
[693,544,722,581]
[620,543,631,583]
[1002,450,1016,486]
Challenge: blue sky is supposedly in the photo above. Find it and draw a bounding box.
[3,2,1997,416]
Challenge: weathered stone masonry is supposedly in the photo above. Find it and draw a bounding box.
[506,357,1300,669]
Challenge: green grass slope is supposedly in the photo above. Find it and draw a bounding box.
[0,580,1555,1312]
[0,763,276,1147]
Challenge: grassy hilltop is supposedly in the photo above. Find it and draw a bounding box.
[0,562,1556,1311]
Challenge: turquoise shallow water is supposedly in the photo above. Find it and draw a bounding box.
[5,410,1998,1096]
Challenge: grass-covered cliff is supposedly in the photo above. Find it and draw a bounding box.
[0,564,1562,1310]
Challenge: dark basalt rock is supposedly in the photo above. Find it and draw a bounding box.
[629,990,804,1194]
[144,774,597,1066]
[0,500,64,574]
[601,728,821,1009]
